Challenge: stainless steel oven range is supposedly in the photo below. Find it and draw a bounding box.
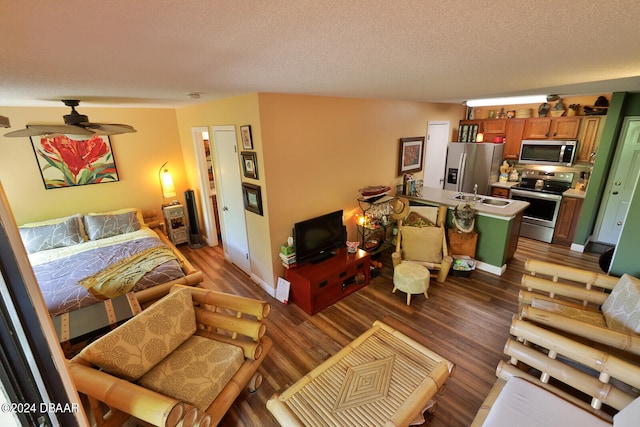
[510,169,574,243]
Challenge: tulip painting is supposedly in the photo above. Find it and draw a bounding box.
[31,135,119,189]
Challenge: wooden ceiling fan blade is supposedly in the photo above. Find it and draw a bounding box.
[4,124,95,137]
[90,123,137,135]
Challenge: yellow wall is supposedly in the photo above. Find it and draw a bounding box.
[0,107,185,224]
[257,93,463,285]
[173,94,274,290]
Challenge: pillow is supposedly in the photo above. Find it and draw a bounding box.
[403,211,435,227]
[401,226,443,263]
[83,210,141,240]
[18,215,84,254]
[614,396,640,427]
[79,288,196,381]
[601,274,640,333]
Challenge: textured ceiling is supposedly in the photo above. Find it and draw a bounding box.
[1,0,639,108]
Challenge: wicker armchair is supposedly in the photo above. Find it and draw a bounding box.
[392,204,453,283]
[471,318,640,426]
[68,285,272,427]
[518,259,640,356]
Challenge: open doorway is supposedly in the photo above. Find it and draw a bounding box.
[192,126,220,247]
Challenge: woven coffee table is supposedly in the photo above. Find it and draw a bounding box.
[267,321,455,427]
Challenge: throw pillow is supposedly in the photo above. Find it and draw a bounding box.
[403,211,435,227]
[19,215,84,254]
[401,226,443,263]
[83,210,141,240]
[79,288,196,381]
[601,274,640,333]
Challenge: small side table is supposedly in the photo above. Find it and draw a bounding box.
[162,204,189,245]
[393,262,430,305]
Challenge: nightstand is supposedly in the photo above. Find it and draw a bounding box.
[162,204,189,245]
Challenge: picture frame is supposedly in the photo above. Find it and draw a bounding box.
[242,182,263,215]
[241,151,258,179]
[398,136,424,176]
[30,134,119,189]
[240,125,253,149]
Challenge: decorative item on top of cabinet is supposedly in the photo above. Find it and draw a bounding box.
[552,196,584,246]
[458,120,481,142]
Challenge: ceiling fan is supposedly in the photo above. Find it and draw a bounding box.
[4,100,137,137]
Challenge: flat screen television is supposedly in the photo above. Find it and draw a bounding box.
[293,210,346,264]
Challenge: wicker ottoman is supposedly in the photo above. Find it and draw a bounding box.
[267,321,454,427]
[393,262,430,305]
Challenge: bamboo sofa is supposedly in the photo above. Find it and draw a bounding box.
[518,259,640,356]
[68,285,272,427]
[471,318,640,426]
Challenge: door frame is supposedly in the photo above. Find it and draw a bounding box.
[191,126,218,247]
[593,116,640,245]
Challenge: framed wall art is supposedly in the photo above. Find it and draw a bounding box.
[240,125,253,149]
[241,151,258,179]
[397,136,424,176]
[242,182,263,215]
[30,134,119,189]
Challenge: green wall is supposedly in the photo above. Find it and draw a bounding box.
[574,91,640,276]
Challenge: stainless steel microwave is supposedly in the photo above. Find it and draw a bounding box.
[519,140,577,166]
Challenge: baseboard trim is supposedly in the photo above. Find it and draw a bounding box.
[251,273,275,298]
[475,261,507,276]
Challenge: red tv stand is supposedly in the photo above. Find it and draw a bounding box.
[285,248,371,315]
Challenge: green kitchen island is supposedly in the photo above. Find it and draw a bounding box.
[405,188,529,276]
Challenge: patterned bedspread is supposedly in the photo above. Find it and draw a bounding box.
[33,232,185,317]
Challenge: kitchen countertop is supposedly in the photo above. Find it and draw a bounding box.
[563,188,586,198]
[407,187,529,218]
[491,181,520,189]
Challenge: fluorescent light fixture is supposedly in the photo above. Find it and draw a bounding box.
[466,95,548,107]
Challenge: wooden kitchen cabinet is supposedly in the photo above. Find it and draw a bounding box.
[576,116,605,163]
[503,118,525,160]
[482,119,507,134]
[491,186,510,198]
[552,196,584,246]
[523,117,581,139]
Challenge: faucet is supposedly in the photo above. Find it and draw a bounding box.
[473,184,478,200]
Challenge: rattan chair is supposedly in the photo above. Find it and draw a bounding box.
[68,285,272,427]
[392,204,453,283]
[518,259,640,356]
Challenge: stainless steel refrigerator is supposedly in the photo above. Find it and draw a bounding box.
[444,143,504,195]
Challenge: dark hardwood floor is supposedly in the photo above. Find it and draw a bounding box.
[178,237,604,426]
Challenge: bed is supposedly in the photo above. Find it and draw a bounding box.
[19,208,202,317]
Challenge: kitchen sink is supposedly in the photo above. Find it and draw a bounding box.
[451,194,483,202]
[481,198,513,208]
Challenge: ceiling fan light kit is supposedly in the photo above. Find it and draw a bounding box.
[3,100,137,138]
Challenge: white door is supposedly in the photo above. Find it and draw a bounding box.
[594,117,640,245]
[423,121,450,189]
[211,125,251,274]
[191,126,218,247]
